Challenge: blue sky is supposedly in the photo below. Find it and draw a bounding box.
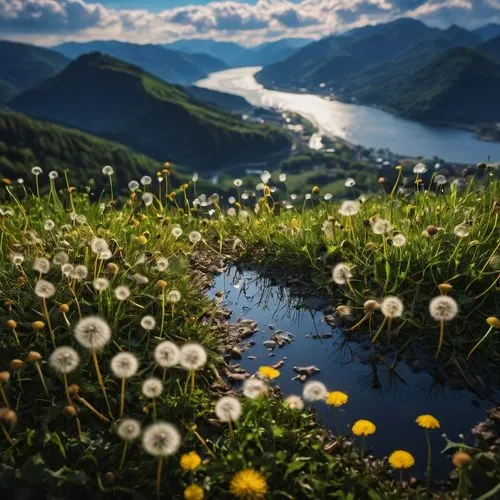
[1,1,500,46]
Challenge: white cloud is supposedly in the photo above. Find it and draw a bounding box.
[1,0,500,46]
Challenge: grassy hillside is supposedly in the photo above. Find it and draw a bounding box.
[54,41,226,84]
[478,34,500,63]
[0,40,69,102]
[10,53,291,170]
[0,110,189,190]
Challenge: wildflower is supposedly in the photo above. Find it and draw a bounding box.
[140,176,152,186]
[35,279,56,299]
[344,177,356,187]
[140,315,156,331]
[11,253,24,265]
[115,286,130,301]
[279,173,287,182]
[230,469,267,499]
[413,163,427,174]
[243,378,268,399]
[179,343,207,370]
[91,237,108,254]
[324,193,333,201]
[156,257,169,271]
[381,296,404,319]
[33,257,50,274]
[312,185,320,194]
[352,419,376,436]
[171,226,183,239]
[61,263,74,277]
[184,485,204,500]
[233,179,243,187]
[93,277,109,291]
[215,396,242,422]
[53,251,69,266]
[167,289,181,303]
[467,317,500,359]
[142,377,163,398]
[284,395,304,410]
[302,381,328,402]
[140,193,153,208]
[44,220,55,231]
[133,273,149,285]
[111,352,138,379]
[74,316,111,350]
[102,165,114,176]
[72,265,88,280]
[128,180,140,192]
[260,171,271,183]
[258,366,280,379]
[435,174,447,186]
[31,166,42,175]
[154,341,180,367]
[338,200,360,216]
[416,414,440,429]
[32,321,45,331]
[454,224,469,238]
[452,451,472,468]
[326,391,348,407]
[142,422,181,456]
[180,451,201,471]
[332,263,352,285]
[392,234,407,247]
[49,346,80,374]
[189,231,202,244]
[389,450,415,469]
[117,418,141,441]
[429,296,458,322]
[372,219,391,235]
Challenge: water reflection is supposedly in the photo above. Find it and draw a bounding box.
[197,67,500,163]
[212,266,494,478]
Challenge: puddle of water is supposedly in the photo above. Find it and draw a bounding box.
[211,267,494,478]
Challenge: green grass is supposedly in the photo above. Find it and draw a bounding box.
[0,166,498,498]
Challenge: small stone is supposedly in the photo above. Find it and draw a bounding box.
[247,356,256,360]
[230,347,243,360]
[263,340,277,349]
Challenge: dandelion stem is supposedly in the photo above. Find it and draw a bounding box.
[92,349,114,419]
[467,326,494,359]
[34,361,49,397]
[372,317,387,343]
[424,429,432,496]
[42,298,56,348]
[156,456,164,496]
[152,398,157,421]
[62,373,72,406]
[348,312,370,332]
[74,394,110,423]
[0,384,9,408]
[119,441,128,472]
[435,320,445,358]
[0,422,14,446]
[119,378,126,418]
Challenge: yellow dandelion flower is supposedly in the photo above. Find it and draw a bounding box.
[326,391,349,407]
[136,235,148,245]
[184,484,204,500]
[180,451,201,471]
[352,419,376,436]
[416,414,440,430]
[312,185,320,194]
[229,469,267,499]
[258,366,280,380]
[389,450,415,469]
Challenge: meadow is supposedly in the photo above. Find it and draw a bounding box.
[0,163,498,499]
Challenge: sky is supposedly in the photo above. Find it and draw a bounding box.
[1,0,500,47]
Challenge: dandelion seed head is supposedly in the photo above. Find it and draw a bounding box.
[128,180,140,192]
[142,377,163,398]
[332,263,352,285]
[44,220,55,231]
[179,343,207,370]
[284,395,304,410]
[260,171,271,184]
[167,289,181,303]
[102,165,114,176]
[189,231,202,244]
[233,178,243,187]
[31,166,42,176]
[243,378,268,399]
[154,341,180,368]
[49,346,80,374]
[53,251,69,266]
[171,226,183,239]
[338,200,360,217]
[192,172,199,182]
[140,315,156,331]
[71,265,88,281]
[33,257,50,274]
[435,175,447,186]
[142,192,153,206]
[381,296,404,318]
[392,234,407,247]
[111,352,139,379]
[344,177,356,187]
[279,173,287,182]
[91,238,109,254]
[93,277,109,291]
[74,316,111,350]
[142,422,181,457]
[302,381,328,402]
[115,286,130,301]
[429,296,458,321]
[372,219,391,235]
[35,279,56,299]
[140,176,152,186]
[61,263,74,276]
[48,171,58,180]
[215,396,242,422]
[156,257,169,272]
[133,273,149,285]
[413,163,427,174]
[454,224,469,238]
[11,253,24,265]
[117,418,141,441]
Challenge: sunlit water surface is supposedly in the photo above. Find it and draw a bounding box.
[197,67,500,163]
[211,267,495,478]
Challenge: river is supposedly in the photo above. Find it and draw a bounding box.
[196,67,500,164]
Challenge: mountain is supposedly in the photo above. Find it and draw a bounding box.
[185,86,251,112]
[164,40,247,66]
[10,53,291,169]
[473,23,500,41]
[0,110,162,188]
[165,38,312,67]
[442,25,482,48]
[0,40,69,102]
[54,41,226,84]
[366,48,500,124]
[477,34,500,63]
[256,18,440,87]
